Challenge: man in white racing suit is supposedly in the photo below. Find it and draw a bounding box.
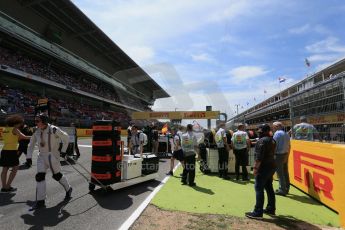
[27,113,72,210]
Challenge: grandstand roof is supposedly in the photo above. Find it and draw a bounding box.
[0,0,169,100]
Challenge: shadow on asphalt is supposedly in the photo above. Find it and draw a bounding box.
[89,179,161,210]
[21,200,71,230]
[0,192,21,206]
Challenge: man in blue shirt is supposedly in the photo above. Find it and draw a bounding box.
[273,121,290,196]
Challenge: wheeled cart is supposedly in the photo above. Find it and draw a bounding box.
[75,120,159,193]
[64,155,158,193]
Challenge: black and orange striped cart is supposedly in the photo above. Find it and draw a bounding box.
[89,120,159,192]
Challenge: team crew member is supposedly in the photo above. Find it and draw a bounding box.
[27,113,72,210]
[181,124,198,186]
[18,122,33,168]
[292,116,321,141]
[231,123,251,181]
[215,123,230,179]
[167,127,184,176]
[246,124,276,219]
[0,115,31,192]
[272,122,290,196]
[129,125,144,156]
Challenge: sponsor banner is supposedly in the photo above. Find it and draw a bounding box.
[290,140,345,226]
[132,111,220,120]
[76,129,93,137]
[76,129,127,137]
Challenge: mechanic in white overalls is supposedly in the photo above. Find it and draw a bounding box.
[27,113,72,210]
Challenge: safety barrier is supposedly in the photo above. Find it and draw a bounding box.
[289,140,345,227]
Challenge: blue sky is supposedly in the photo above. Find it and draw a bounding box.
[72,0,345,123]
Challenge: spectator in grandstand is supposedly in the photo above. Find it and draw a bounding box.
[231,123,251,181]
[215,123,230,179]
[17,122,33,168]
[272,122,290,196]
[70,123,81,159]
[0,114,31,192]
[181,124,198,186]
[166,127,184,176]
[129,125,144,156]
[151,125,159,155]
[292,116,321,141]
[245,124,276,219]
[27,113,72,210]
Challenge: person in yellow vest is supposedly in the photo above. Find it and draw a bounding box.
[0,114,31,192]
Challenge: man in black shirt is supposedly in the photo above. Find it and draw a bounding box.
[245,124,276,219]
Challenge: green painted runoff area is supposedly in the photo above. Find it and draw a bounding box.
[152,165,339,227]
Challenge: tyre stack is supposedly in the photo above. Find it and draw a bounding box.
[91,120,122,185]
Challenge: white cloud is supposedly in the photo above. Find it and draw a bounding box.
[73,0,271,65]
[126,46,155,64]
[305,37,345,71]
[191,53,215,63]
[236,50,259,58]
[289,24,330,35]
[153,76,298,122]
[306,37,345,53]
[289,24,311,34]
[220,35,238,43]
[307,54,343,62]
[228,66,269,80]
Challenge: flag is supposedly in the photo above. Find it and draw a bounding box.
[278,77,286,83]
[305,58,311,67]
[161,123,168,134]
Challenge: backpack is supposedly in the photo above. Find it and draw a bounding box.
[137,132,148,146]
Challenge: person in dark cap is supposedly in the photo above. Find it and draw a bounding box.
[245,124,276,219]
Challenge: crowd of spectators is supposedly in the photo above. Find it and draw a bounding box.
[0,45,149,111]
[0,84,131,127]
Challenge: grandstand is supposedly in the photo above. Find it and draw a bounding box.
[229,59,345,143]
[0,0,169,127]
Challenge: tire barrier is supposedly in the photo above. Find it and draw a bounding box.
[91,120,122,185]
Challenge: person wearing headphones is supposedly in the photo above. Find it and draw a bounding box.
[27,113,72,210]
